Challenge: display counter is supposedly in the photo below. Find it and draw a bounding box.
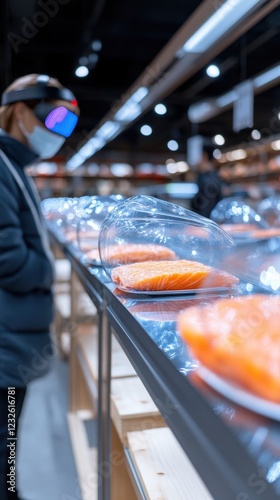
[49,225,280,500]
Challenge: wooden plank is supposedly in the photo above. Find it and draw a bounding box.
[52,293,71,359]
[111,377,166,445]
[78,292,97,317]
[55,292,71,320]
[55,291,97,322]
[111,422,137,500]
[127,428,214,500]
[111,335,137,378]
[76,326,98,381]
[67,412,97,500]
[69,332,95,412]
[77,328,136,382]
[54,281,71,294]
[55,258,71,282]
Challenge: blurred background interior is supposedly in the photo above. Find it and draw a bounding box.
[1,0,280,206]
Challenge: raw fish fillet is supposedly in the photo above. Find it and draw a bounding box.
[220,224,258,233]
[105,243,177,265]
[86,248,100,261]
[111,259,239,291]
[178,294,280,402]
[251,228,280,239]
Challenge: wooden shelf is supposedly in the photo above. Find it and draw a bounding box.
[127,428,214,500]
[111,376,166,446]
[76,327,137,382]
[67,411,97,500]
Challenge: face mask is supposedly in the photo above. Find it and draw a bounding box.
[18,120,66,159]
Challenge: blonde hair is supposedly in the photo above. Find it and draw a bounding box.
[0,73,79,132]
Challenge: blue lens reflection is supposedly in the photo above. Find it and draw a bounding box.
[45,107,78,137]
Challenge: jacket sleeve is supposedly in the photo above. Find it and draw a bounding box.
[0,179,53,293]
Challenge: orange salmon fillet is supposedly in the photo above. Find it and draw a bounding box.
[178,294,280,402]
[105,244,177,265]
[86,248,100,260]
[220,224,258,233]
[250,228,280,239]
[111,259,239,291]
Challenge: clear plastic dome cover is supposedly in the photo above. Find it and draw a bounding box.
[99,195,239,293]
[178,290,280,410]
[222,236,280,294]
[41,196,97,243]
[257,195,280,226]
[210,197,269,240]
[77,195,125,261]
[40,197,74,220]
[59,196,98,242]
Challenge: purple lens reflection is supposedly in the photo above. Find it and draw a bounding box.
[45,106,68,129]
[44,106,78,137]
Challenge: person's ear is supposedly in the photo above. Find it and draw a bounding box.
[13,102,28,121]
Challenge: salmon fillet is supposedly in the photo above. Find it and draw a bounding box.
[111,259,239,291]
[250,228,280,239]
[105,243,177,265]
[220,223,258,233]
[85,248,100,261]
[178,294,280,402]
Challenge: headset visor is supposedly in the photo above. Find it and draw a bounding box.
[34,102,78,137]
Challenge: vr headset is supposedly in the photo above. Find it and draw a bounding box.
[1,75,78,137]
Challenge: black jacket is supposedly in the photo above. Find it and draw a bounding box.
[0,130,54,387]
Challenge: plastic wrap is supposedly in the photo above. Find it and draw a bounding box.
[41,197,74,221]
[127,298,201,322]
[177,294,280,412]
[76,195,125,263]
[177,228,280,415]
[56,196,97,242]
[210,197,269,243]
[41,197,79,242]
[222,237,280,293]
[41,196,96,244]
[99,195,238,293]
[257,195,280,226]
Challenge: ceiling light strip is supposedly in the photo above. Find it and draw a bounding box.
[188,63,280,124]
[182,0,262,54]
[67,0,269,168]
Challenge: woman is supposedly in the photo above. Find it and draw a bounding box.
[0,74,79,499]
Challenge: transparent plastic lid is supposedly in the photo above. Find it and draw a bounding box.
[178,292,280,410]
[41,196,97,243]
[56,196,98,242]
[210,197,268,240]
[257,195,280,226]
[222,237,280,294]
[99,195,238,293]
[40,197,74,221]
[76,195,125,262]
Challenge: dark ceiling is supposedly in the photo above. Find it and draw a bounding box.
[0,0,280,163]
